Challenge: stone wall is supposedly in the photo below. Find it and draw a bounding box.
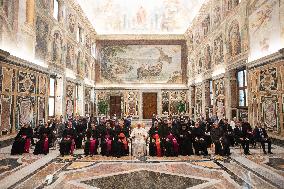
[247,51,284,138]
[185,0,284,128]
[95,89,188,119]
[0,50,49,136]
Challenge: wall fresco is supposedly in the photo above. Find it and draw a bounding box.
[99,45,183,84]
[249,0,281,61]
[0,62,48,135]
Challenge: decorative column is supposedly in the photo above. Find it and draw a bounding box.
[189,85,196,118]
[224,70,237,120]
[202,80,211,119]
[55,75,64,116]
[26,0,35,25]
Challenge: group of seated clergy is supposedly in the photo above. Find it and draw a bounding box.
[11,114,273,157]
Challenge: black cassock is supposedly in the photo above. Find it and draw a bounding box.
[11,127,33,155]
[192,127,208,155]
[100,128,115,156]
[34,126,51,155]
[164,128,179,157]
[75,122,86,149]
[113,127,129,157]
[149,126,164,157]
[84,128,99,156]
[178,127,194,156]
[59,128,76,156]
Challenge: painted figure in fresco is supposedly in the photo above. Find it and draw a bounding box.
[66,44,75,69]
[229,23,241,57]
[52,32,62,63]
[202,15,210,36]
[68,14,76,33]
[214,35,223,64]
[204,45,211,70]
[216,99,225,120]
[213,6,221,26]
[11,123,33,155]
[35,17,48,61]
[136,6,147,26]
[130,122,148,157]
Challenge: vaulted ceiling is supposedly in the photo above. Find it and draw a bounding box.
[77,0,206,34]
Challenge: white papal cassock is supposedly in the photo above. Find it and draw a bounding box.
[130,127,148,157]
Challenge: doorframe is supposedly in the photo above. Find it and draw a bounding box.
[109,95,122,118]
[142,92,158,119]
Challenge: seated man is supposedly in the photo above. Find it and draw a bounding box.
[149,121,164,157]
[192,122,208,156]
[211,122,230,156]
[178,124,194,156]
[254,122,273,154]
[165,132,179,157]
[234,121,251,155]
[101,121,114,156]
[11,123,33,155]
[84,123,99,156]
[113,119,129,157]
[59,122,76,156]
[130,123,148,157]
[34,123,51,155]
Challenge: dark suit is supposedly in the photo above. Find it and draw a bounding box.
[234,126,250,154]
[254,127,272,153]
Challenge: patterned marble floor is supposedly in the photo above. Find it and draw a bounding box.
[0,144,284,189]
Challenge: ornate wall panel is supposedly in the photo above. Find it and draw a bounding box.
[66,82,76,119]
[0,61,48,135]
[0,94,12,133]
[248,60,284,136]
[195,85,202,118]
[214,78,225,120]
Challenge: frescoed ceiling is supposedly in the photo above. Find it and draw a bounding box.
[77,0,206,34]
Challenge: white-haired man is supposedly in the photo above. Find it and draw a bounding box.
[130,122,148,157]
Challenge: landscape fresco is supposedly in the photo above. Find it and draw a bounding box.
[99,45,182,84]
[249,0,281,61]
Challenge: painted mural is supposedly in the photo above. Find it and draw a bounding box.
[248,61,283,135]
[214,78,225,120]
[0,95,12,133]
[18,71,36,94]
[261,95,279,132]
[249,0,281,61]
[35,16,49,61]
[0,62,48,134]
[66,82,76,119]
[78,0,206,34]
[16,96,36,129]
[125,91,139,116]
[259,68,278,92]
[100,45,182,84]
